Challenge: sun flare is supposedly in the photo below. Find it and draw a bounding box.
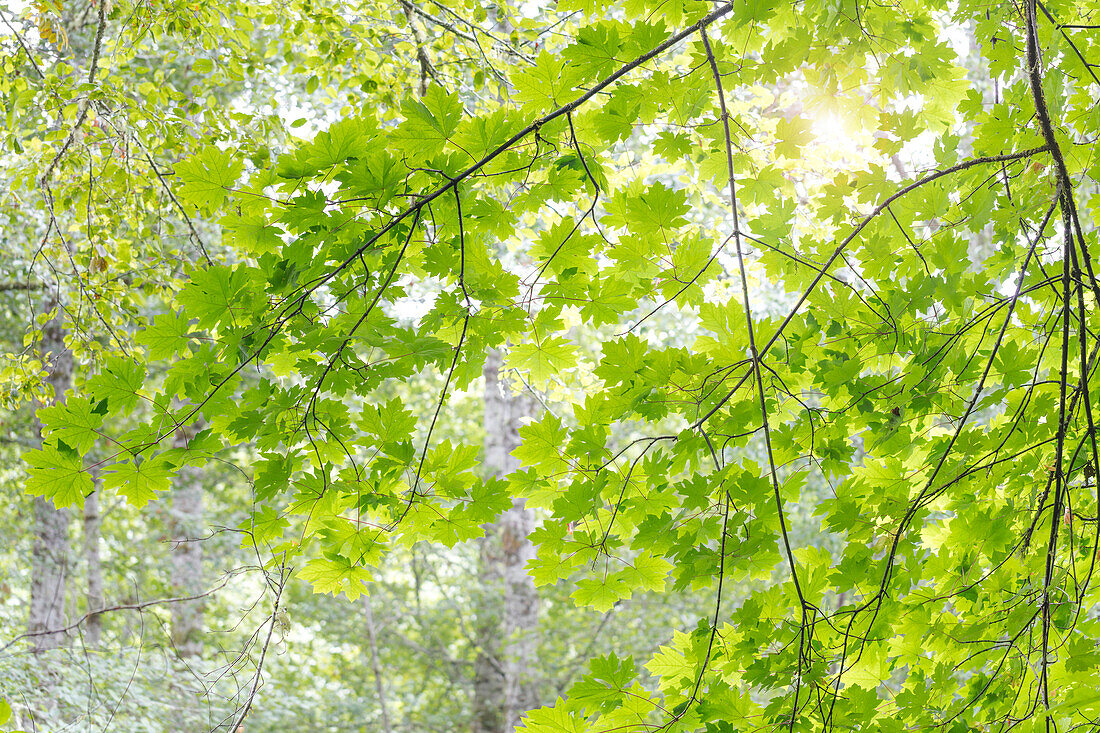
[810,112,862,159]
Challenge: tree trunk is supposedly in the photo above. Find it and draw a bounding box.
[500,499,539,729]
[28,309,72,653]
[472,350,539,733]
[83,487,104,646]
[473,532,506,733]
[362,594,394,733]
[169,425,205,658]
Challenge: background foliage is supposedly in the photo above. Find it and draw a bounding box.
[3,0,1100,730]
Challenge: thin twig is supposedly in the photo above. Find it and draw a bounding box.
[0,575,234,655]
[230,560,289,732]
[39,0,108,186]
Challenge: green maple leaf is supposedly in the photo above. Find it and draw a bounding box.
[775,115,813,158]
[622,552,672,593]
[626,181,689,237]
[645,631,693,686]
[174,145,243,212]
[453,108,525,161]
[582,275,636,325]
[530,219,600,277]
[654,130,694,160]
[177,265,246,330]
[389,85,464,159]
[102,455,176,509]
[508,336,577,386]
[510,51,584,110]
[84,356,145,416]
[528,548,583,587]
[337,149,405,205]
[38,395,104,453]
[226,214,283,256]
[240,506,290,545]
[590,87,642,144]
[359,397,418,443]
[567,653,636,712]
[455,476,513,524]
[594,334,649,386]
[24,441,93,508]
[562,23,622,79]
[517,698,587,733]
[298,557,373,600]
[136,312,194,361]
[299,115,374,169]
[572,575,629,612]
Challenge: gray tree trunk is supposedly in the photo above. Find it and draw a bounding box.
[500,499,539,729]
[83,487,104,646]
[473,533,506,733]
[472,350,539,733]
[169,425,205,658]
[28,310,72,653]
[362,594,394,733]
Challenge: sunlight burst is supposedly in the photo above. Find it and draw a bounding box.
[810,112,862,159]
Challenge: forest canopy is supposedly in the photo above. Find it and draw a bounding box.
[3,0,1100,730]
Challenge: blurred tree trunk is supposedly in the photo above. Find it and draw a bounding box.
[83,484,104,646]
[169,425,205,658]
[500,498,539,729]
[362,594,394,733]
[28,309,72,653]
[472,350,539,733]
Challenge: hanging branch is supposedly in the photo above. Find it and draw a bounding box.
[700,27,814,730]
